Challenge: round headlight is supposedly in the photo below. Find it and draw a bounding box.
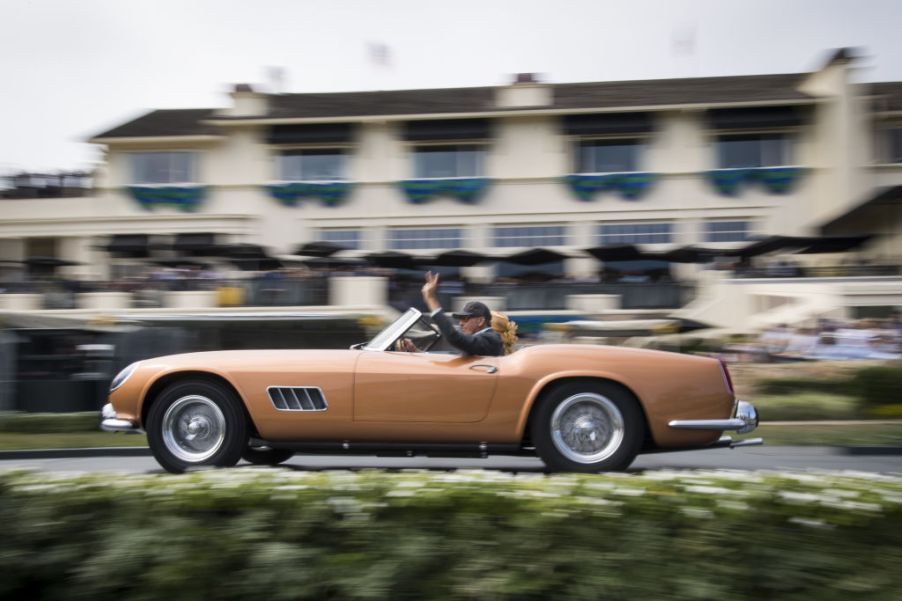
[110,362,139,392]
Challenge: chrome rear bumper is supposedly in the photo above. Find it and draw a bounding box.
[668,400,759,434]
[100,403,142,434]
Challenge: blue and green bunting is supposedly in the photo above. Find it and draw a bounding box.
[127,186,206,212]
[705,167,806,196]
[398,178,491,205]
[562,173,658,201]
[265,182,353,208]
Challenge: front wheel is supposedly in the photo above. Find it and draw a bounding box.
[531,381,644,472]
[146,379,248,474]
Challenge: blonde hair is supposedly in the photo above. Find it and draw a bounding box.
[491,311,519,355]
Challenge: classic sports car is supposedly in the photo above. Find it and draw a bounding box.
[102,308,760,473]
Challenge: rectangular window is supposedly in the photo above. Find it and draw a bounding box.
[576,140,643,173]
[413,145,485,178]
[131,152,196,184]
[278,149,346,181]
[716,134,791,169]
[318,229,362,250]
[888,128,902,163]
[493,225,568,248]
[597,222,673,244]
[704,220,751,243]
[388,227,463,250]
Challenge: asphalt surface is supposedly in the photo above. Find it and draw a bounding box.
[1,446,901,474]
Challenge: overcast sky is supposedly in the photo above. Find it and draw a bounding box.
[1,0,901,173]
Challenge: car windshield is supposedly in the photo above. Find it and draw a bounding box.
[363,308,440,352]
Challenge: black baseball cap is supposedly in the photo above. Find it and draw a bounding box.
[451,301,491,322]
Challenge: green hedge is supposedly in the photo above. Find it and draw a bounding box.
[0,469,900,600]
[848,366,902,408]
[758,364,902,415]
[0,412,100,434]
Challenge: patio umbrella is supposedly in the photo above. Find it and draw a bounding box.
[22,256,83,268]
[502,248,570,266]
[301,256,367,269]
[151,259,211,269]
[362,251,420,269]
[227,257,284,271]
[423,250,491,267]
[293,241,347,257]
[212,243,272,259]
[796,235,872,254]
[583,244,643,262]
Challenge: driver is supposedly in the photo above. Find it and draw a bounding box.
[398,271,504,356]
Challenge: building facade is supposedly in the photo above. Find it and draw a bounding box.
[1,49,901,291]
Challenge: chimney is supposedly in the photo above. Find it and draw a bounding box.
[217,83,269,117]
[495,72,551,109]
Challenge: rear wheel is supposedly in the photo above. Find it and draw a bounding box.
[146,379,248,474]
[531,381,643,472]
[241,445,295,466]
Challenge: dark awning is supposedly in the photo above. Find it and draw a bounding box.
[362,251,420,270]
[226,257,284,271]
[302,256,367,269]
[402,118,491,141]
[172,233,219,255]
[22,256,82,267]
[562,112,655,136]
[706,105,809,130]
[820,185,902,235]
[796,235,872,254]
[293,241,348,257]
[503,248,570,265]
[424,250,491,267]
[102,234,151,258]
[583,244,643,261]
[213,243,271,259]
[151,259,211,269]
[267,123,356,145]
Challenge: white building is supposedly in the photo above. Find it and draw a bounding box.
[1,48,901,325]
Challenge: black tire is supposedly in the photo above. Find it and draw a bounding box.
[531,380,644,473]
[146,379,248,474]
[241,446,295,466]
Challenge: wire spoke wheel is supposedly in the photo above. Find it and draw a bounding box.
[162,395,227,463]
[550,393,625,464]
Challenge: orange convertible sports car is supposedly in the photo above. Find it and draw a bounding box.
[102,308,760,473]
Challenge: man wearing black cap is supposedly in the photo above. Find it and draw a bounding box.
[401,271,503,356]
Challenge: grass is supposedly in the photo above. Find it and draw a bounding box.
[0,432,147,450]
[753,393,862,421]
[0,423,900,451]
[738,422,902,446]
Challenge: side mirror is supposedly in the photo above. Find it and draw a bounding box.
[350,342,366,350]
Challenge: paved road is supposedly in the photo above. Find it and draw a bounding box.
[1,446,901,474]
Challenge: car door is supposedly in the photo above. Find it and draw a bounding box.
[353,351,499,423]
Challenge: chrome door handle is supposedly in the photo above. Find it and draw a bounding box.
[470,364,497,374]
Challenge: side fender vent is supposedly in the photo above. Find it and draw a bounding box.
[267,386,328,411]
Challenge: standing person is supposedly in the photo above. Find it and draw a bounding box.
[403,271,503,356]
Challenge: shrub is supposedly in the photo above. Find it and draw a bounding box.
[0,469,899,601]
[848,366,902,408]
[0,412,100,434]
[756,377,852,396]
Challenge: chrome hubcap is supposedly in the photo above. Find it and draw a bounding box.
[551,392,624,464]
[162,395,226,463]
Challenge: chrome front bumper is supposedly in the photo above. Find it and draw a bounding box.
[100,403,142,434]
[668,400,759,434]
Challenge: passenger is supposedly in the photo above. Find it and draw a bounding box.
[491,310,519,355]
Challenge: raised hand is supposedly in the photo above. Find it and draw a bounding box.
[421,271,440,299]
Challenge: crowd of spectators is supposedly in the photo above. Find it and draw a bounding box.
[728,315,902,362]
